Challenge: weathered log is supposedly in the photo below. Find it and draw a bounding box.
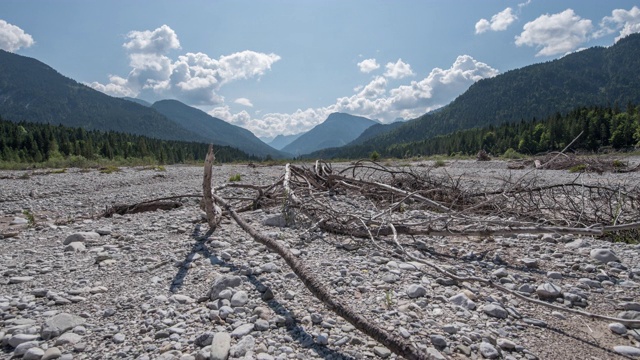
[102,201,183,217]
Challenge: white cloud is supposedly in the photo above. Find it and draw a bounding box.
[515,9,592,56]
[89,25,280,105]
[123,24,180,54]
[212,55,498,139]
[234,98,253,107]
[475,7,517,34]
[598,6,640,42]
[357,58,380,73]
[0,19,34,52]
[383,59,415,79]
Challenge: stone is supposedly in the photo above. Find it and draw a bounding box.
[590,248,621,264]
[23,347,45,360]
[11,217,29,225]
[63,231,100,245]
[41,313,86,340]
[613,345,640,357]
[230,335,255,357]
[373,346,391,358]
[483,304,508,319]
[426,347,447,360]
[210,332,231,360]
[9,276,34,284]
[449,292,476,310]
[14,341,39,356]
[521,258,539,268]
[406,284,427,298]
[618,311,640,329]
[479,341,500,359]
[497,338,516,350]
[231,323,254,337]
[54,332,82,345]
[42,347,62,360]
[263,214,287,227]
[113,333,126,343]
[64,242,86,252]
[430,334,447,347]
[609,323,627,335]
[209,275,243,300]
[254,319,269,331]
[170,294,195,304]
[8,333,39,348]
[536,283,562,300]
[195,332,214,347]
[230,291,249,307]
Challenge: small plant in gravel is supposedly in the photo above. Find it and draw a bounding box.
[434,159,446,168]
[22,210,35,227]
[229,173,242,182]
[612,159,626,168]
[99,165,121,174]
[569,164,587,173]
[18,172,31,180]
[384,289,394,309]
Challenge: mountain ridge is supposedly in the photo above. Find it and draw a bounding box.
[281,112,377,156]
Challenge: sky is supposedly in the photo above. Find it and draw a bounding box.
[1,1,639,140]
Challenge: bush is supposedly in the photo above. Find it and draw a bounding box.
[370,151,380,162]
[99,165,121,174]
[503,148,525,159]
[229,173,242,182]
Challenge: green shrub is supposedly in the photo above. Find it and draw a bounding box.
[569,164,587,173]
[612,159,626,168]
[503,148,525,159]
[370,151,380,162]
[229,173,242,182]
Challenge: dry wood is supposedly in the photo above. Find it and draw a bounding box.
[207,156,426,359]
[203,145,221,232]
[102,200,183,217]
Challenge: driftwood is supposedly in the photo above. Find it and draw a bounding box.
[102,200,183,217]
[197,147,640,358]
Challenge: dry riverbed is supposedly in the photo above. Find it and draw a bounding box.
[1,160,639,360]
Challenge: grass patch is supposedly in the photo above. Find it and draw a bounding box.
[99,165,121,174]
[433,159,447,168]
[568,164,587,173]
[229,173,242,182]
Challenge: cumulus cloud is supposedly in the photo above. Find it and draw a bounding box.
[234,98,253,107]
[515,9,592,56]
[357,58,380,73]
[475,7,517,34]
[383,59,415,79]
[212,55,498,139]
[0,19,34,52]
[597,6,640,42]
[89,25,280,105]
[123,24,180,54]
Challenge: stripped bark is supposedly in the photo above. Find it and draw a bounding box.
[203,145,221,232]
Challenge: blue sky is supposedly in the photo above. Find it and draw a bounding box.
[1,1,639,140]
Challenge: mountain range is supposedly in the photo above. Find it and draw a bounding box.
[282,113,377,156]
[3,34,640,161]
[310,33,640,159]
[267,133,304,150]
[0,49,283,158]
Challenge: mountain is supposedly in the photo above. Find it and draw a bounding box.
[281,113,377,156]
[151,99,285,158]
[122,97,151,107]
[0,50,206,143]
[268,132,304,150]
[323,33,640,159]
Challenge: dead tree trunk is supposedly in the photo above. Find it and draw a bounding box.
[203,152,426,359]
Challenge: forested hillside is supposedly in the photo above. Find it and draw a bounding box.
[323,34,640,159]
[0,50,206,143]
[368,104,639,158]
[0,117,255,166]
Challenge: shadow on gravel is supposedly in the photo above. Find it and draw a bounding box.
[169,224,354,360]
[542,324,627,359]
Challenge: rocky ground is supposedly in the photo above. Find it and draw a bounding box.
[1,160,640,360]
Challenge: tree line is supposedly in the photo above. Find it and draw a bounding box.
[0,116,257,167]
[385,103,640,158]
